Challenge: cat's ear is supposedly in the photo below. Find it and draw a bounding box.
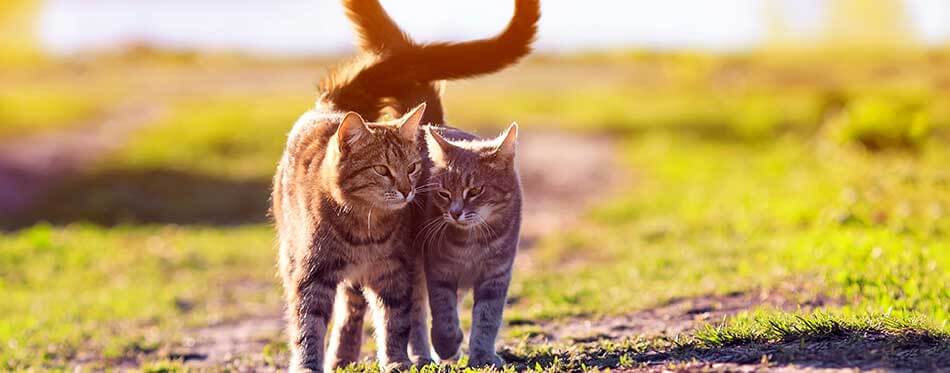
[398,103,426,141]
[425,126,453,165]
[337,112,370,152]
[489,123,519,167]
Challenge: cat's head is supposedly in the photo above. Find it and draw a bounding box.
[330,104,426,210]
[424,124,520,230]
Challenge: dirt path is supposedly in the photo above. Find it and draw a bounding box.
[175,130,625,369]
[523,284,837,345]
[0,101,164,216]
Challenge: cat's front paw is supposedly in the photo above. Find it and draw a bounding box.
[468,353,505,368]
[411,355,436,368]
[288,365,319,373]
[432,327,463,360]
[380,359,413,372]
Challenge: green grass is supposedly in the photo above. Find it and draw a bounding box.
[501,311,949,371]
[506,133,948,327]
[7,95,313,227]
[106,94,312,179]
[0,88,107,137]
[0,224,278,369]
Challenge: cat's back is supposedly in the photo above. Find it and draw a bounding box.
[286,108,345,157]
[272,108,343,229]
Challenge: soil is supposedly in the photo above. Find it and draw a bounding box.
[521,284,838,345]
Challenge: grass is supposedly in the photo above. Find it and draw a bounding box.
[504,132,947,324]
[0,224,278,370]
[105,94,313,179]
[0,87,108,137]
[1,51,949,370]
[501,312,950,371]
[6,95,312,227]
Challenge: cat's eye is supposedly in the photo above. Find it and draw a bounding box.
[408,162,420,174]
[437,190,451,200]
[467,186,483,199]
[373,165,391,177]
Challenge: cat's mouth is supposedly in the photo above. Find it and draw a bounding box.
[378,192,414,209]
[445,214,479,229]
[449,220,475,228]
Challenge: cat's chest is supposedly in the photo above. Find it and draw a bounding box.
[436,240,505,281]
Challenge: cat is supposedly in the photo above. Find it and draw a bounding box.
[272,98,428,372]
[417,124,522,368]
[329,0,540,367]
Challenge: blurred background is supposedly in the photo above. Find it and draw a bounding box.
[1,0,947,370]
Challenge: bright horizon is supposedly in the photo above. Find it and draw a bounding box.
[38,0,950,56]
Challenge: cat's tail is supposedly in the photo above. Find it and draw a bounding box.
[341,0,413,54]
[342,0,540,81]
[320,0,540,115]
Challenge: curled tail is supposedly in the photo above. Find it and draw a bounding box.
[342,0,413,53]
[342,0,540,81]
[321,0,540,119]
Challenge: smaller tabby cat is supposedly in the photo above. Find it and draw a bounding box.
[417,124,522,368]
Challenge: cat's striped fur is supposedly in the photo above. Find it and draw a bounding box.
[273,103,427,372]
[418,125,522,368]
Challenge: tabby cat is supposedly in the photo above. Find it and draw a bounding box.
[418,124,522,368]
[273,101,428,372]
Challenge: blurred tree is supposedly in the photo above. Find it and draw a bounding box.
[823,0,915,49]
[0,0,43,66]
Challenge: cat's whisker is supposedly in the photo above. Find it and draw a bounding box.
[479,216,497,237]
[439,224,449,247]
[419,216,450,252]
[422,220,444,251]
[367,203,375,233]
[474,216,496,243]
[476,219,490,243]
[414,216,444,243]
[471,221,485,243]
[409,198,424,211]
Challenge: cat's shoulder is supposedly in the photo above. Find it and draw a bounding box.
[287,108,345,146]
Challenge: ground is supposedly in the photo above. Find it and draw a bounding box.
[0,53,948,372]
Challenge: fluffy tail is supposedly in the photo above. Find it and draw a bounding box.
[342,0,413,53]
[343,0,540,81]
[321,0,540,116]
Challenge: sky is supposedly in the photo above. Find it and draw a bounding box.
[38,0,950,56]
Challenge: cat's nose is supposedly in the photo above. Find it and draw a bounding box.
[449,210,463,221]
[398,186,412,199]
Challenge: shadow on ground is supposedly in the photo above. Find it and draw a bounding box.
[3,169,271,229]
[502,326,950,372]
